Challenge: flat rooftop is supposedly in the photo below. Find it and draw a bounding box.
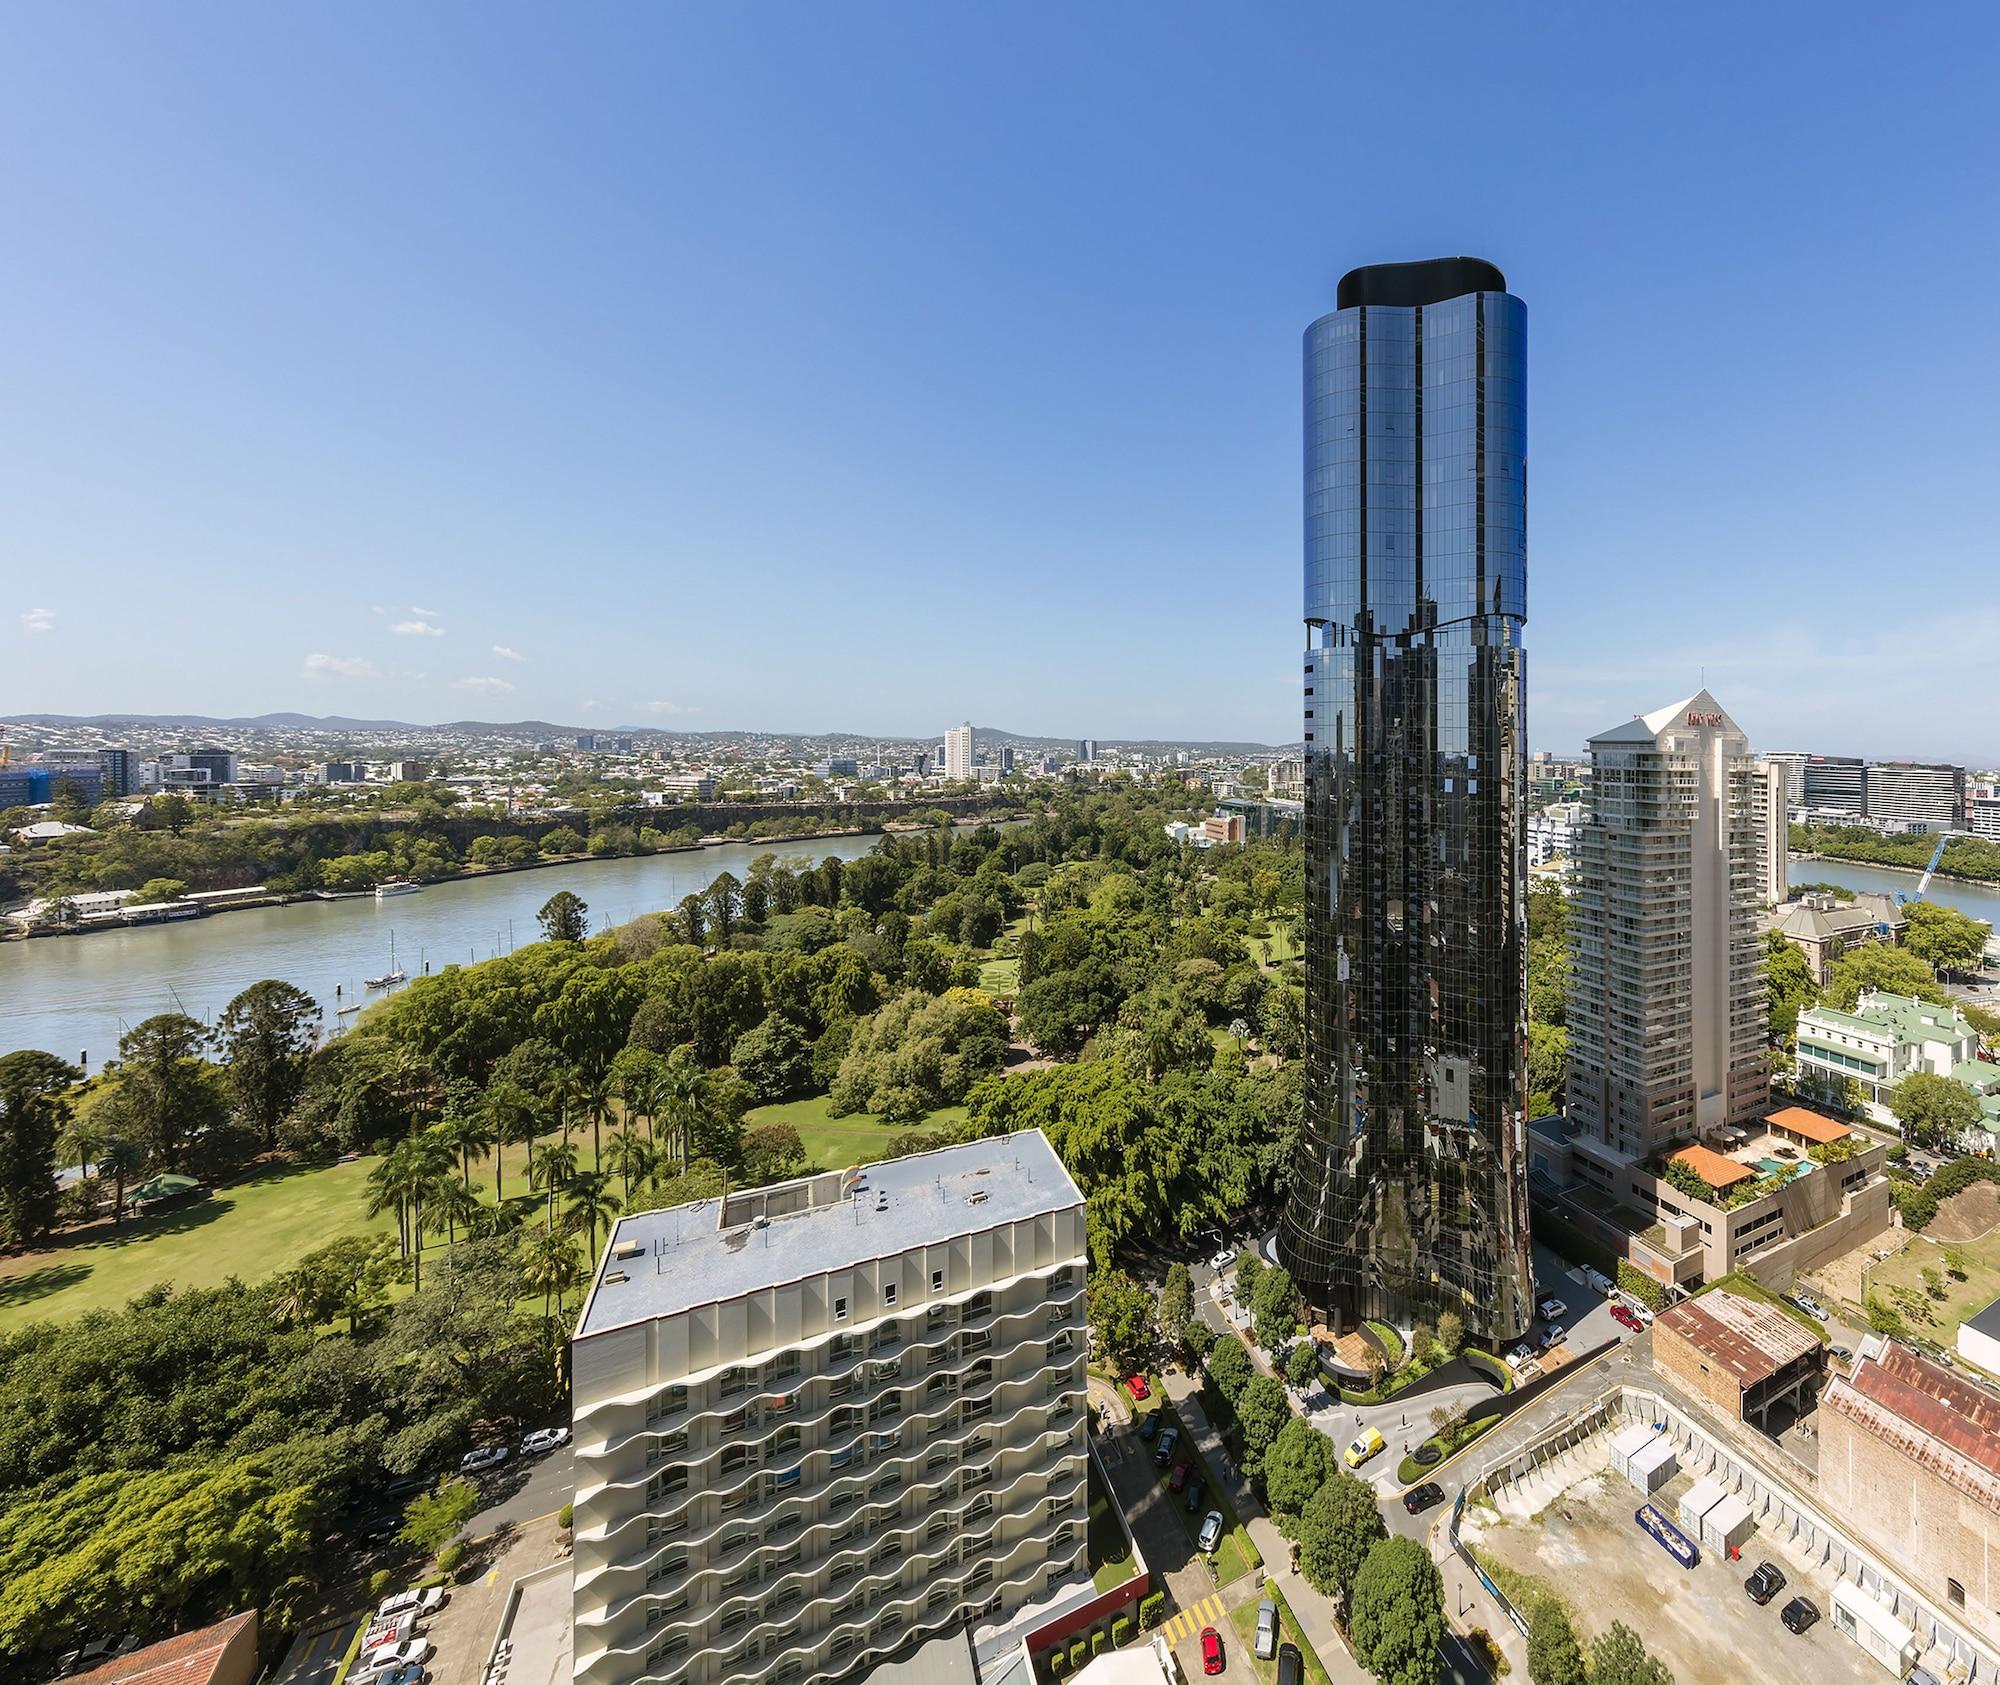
[577,1129,1083,1339]
[1658,1289,1820,1386]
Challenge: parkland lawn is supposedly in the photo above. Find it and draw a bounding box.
[0,1095,977,1331]
[0,1155,395,1331]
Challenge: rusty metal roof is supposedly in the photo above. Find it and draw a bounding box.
[1838,1343,2000,1478]
[1657,1289,1820,1386]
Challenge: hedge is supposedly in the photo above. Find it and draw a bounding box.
[1140,1591,1166,1629]
[1091,1630,1108,1655]
[1111,1615,1133,1646]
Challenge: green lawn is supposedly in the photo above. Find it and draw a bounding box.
[978,954,1021,994]
[0,1156,396,1331]
[1867,1229,2000,1351]
[1249,927,1300,968]
[743,1094,970,1173]
[1228,1579,1336,1685]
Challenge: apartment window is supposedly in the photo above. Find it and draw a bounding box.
[932,1269,945,1292]
[883,1283,898,1307]
[834,1295,849,1322]
[1950,1578,1966,1609]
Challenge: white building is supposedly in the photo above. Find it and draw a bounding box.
[944,723,975,782]
[1757,757,1792,905]
[1567,689,1769,1155]
[570,1132,1089,1685]
[1866,761,1965,831]
[1525,801,1586,868]
[1796,990,1993,1132]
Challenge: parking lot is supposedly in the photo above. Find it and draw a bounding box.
[1460,1453,1879,1685]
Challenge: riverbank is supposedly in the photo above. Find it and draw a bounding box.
[2,816,1010,944]
[1791,851,2000,891]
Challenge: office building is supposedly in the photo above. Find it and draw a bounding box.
[184,748,238,785]
[944,723,974,781]
[1758,758,1792,904]
[98,747,137,797]
[653,774,717,801]
[996,746,1013,775]
[1566,690,1769,1155]
[817,757,860,779]
[1075,740,1097,765]
[1802,755,1866,815]
[1971,783,2000,842]
[321,761,367,784]
[570,1131,1089,1685]
[386,759,426,782]
[1275,256,1534,1343]
[576,733,598,751]
[1866,760,1965,831]
[912,752,929,778]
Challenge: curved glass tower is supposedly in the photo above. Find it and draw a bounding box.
[1275,257,1534,1346]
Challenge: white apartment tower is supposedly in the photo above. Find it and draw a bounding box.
[944,723,975,782]
[570,1132,1089,1685]
[1757,757,1792,906]
[1567,690,1769,1157]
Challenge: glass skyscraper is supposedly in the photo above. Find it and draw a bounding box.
[1275,257,1534,1345]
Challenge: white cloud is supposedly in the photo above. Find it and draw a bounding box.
[492,644,526,663]
[647,700,703,716]
[452,675,514,693]
[302,652,379,681]
[411,605,441,618]
[390,619,444,637]
[21,608,54,634]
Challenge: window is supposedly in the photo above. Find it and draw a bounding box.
[884,1283,898,1307]
[1950,1578,1966,1609]
[834,1296,848,1322]
[932,1269,944,1292]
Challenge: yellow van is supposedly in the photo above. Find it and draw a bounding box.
[1344,1427,1385,1468]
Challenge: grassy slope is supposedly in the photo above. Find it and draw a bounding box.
[0,1156,395,1331]
[743,1094,970,1172]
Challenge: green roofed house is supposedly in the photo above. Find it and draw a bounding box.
[1796,989,1984,1125]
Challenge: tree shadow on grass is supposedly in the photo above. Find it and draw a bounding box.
[84,1195,231,1253]
[0,1261,93,1311]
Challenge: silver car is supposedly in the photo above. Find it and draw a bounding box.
[1197,1510,1224,1553]
[1254,1599,1279,1660]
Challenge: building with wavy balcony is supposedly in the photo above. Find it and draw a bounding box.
[569,1130,1090,1685]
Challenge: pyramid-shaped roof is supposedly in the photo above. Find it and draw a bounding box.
[1590,688,1742,747]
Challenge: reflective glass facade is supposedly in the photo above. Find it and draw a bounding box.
[1275,259,1534,1345]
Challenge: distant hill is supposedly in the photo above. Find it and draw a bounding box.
[3,711,1296,754]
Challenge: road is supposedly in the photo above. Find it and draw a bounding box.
[468,1444,574,1535]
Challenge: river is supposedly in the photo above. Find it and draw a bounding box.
[0,831,929,1064]
[1786,857,2000,927]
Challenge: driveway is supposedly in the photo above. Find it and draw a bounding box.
[272,1616,364,1685]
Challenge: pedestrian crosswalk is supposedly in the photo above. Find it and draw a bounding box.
[1161,1592,1228,1644]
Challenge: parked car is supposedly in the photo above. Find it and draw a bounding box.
[1154,1427,1180,1467]
[521,1426,571,1456]
[1184,1477,1206,1515]
[1345,1428,1385,1469]
[1506,1344,1536,1368]
[377,1586,447,1621]
[1538,1297,1568,1321]
[353,1640,432,1680]
[361,1614,413,1651]
[1197,1510,1224,1553]
[1276,1642,1304,1685]
[1170,1459,1191,1492]
[1402,1481,1445,1515]
[458,1445,508,1474]
[1254,1599,1279,1660]
[1123,1374,1150,1402]
[1538,1326,1565,1352]
[1208,1246,1235,1273]
[1781,1596,1820,1634]
[359,1512,401,1545]
[378,1667,429,1685]
[1745,1561,1787,1605]
[1200,1626,1224,1675]
[1137,1411,1161,1442]
[1830,1344,1853,1362]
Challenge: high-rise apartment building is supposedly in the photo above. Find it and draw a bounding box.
[1757,757,1793,905]
[1075,740,1097,765]
[1801,755,1866,815]
[97,747,137,798]
[1865,761,1965,831]
[570,1132,1089,1685]
[1275,256,1534,1344]
[1566,690,1768,1157]
[944,723,974,781]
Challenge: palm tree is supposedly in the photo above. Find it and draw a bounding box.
[437,1088,494,1190]
[424,1176,483,1254]
[558,1066,592,1149]
[604,1127,651,1202]
[659,1063,705,1170]
[100,1137,145,1228]
[564,1170,623,1266]
[586,1076,613,1177]
[518,1224,584,1333]
[530,1139,580,1228]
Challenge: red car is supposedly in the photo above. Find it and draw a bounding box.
[1123,1374,1150,1402]
[1200,1626,1223,1675]
[1169,1459,1191,1492]
[1611,1305,1642,1332]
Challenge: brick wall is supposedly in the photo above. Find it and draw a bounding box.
[1651,1320,1745,1422]
[1820,1405,2000,1652]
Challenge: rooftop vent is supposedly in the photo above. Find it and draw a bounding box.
[875,1193,890,1212]
[603,1269,629,1285]
[613,1239,644,1261]
[968,1190,989,1205]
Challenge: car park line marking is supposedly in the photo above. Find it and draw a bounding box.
[1165,1594,1226,1642]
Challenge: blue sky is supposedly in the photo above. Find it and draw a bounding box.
[2,5,1995,759]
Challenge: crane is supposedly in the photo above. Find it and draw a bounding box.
[1895,830,1968,906]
